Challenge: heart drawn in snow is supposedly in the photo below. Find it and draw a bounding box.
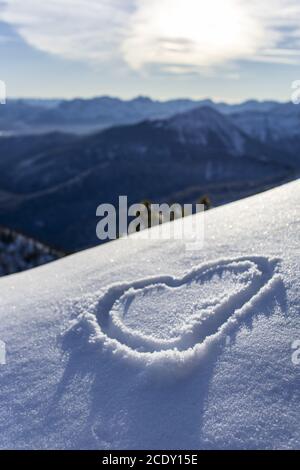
[67,256,280,369]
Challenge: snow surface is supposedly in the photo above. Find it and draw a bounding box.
[0,179,299,450]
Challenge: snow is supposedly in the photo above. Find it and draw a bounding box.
[231,104,300,143]
[168,106,247,155]
[69,257,281,368]
[0,179,299,449]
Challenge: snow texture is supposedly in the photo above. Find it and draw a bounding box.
[0,180,299,449]
[65,257,281,371]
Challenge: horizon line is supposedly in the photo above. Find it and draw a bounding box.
[4,94,288,105]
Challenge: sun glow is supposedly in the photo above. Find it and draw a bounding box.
[1,0,300,72]
[123,0,268,70]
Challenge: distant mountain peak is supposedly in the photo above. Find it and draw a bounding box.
[163,105,249,156]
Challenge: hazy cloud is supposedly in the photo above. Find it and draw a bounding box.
[0,0,135,62]
[1,0,300,73]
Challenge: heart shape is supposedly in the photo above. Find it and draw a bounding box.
[67,256,280,370]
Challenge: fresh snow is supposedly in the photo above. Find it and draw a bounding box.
[0,179,299,450]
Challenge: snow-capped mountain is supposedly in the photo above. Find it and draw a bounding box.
[0,107,292,252]
[0,180,298,449]
[231,103,300,169]
[166,106,256,156]
[231,103,300,142]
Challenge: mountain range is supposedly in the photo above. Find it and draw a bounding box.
[0,96,283,136]
[0,100,298,252]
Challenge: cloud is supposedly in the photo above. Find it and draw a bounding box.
[123,0,300,70]
[123,0,264,71]
[0,0,135,62]
[1,0,300,73]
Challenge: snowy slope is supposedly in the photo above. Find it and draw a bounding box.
[0,180,299,450]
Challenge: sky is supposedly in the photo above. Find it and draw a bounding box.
[0,0,300,102]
